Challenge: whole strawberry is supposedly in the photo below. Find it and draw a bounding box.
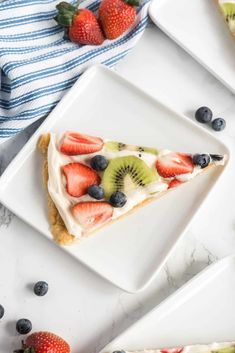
[99,0,139,39]
[55,1,104,45]
[14,331,70,353]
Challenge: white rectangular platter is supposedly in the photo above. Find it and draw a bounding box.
[101,255,235,352]
[0,65,230,292]
[149,0,235,94]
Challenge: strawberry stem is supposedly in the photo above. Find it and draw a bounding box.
[125,0,140,5]
[55,1,79,27]
[14,341,36,353]
[56,1,77,12]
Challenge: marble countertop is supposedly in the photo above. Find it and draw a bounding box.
[0,25,235,353]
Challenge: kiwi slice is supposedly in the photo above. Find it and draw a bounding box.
[102,156,158,198]
[221,3,235,34]
[213,348,235,353]
[105,140,158,155]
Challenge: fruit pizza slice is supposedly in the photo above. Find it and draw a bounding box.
[37,131,226,245]
[218,1,235,37]
[110,343,235,353]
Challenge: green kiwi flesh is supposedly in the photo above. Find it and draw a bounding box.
[105,141,158,155]
[102,156,158,198]
[221,3,235,34]
[213,348,235,353]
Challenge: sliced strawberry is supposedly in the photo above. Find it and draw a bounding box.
[156,152,194,178]
[63,162,100,197]
[60,131,103,155]
[168,179,184,189]
[72,201,113,230]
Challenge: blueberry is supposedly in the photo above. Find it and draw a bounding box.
[195,106,213,123]
[0,305,4,319]
[34,281,49,296]
[210,154,223,161]
[110,191,127,208]
[16,319,32,335]
[113,351,126,353]
[90,155,108,171]
[88,185,105,200]
[192,154,210,168]
[211,118,226,131]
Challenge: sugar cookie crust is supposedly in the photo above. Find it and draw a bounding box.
[38,134,76,245]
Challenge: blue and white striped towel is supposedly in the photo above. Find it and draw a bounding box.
[0,0,150,143]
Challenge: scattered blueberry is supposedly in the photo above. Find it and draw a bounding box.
[88,185,105,200]
[195,106,213,123]
[192,154,210,168]
[211,118,226,131]
[16,319,32,335]
[34,281,49,297]
[210,154,224,161]
[90,155,109,171]
[110,191,127,208]
[0,305,4,319]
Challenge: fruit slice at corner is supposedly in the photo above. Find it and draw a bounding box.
[221,3,235,35]
[216,348,235,353]
[102,156,158,198]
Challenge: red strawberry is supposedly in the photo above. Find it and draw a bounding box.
[60,131,103,155]
[155,152,194,178]
[99,0,139,39]
[168,179,183,189]
[14,331,70,353]
[55,2,104,45]
[72,201,113,230]
[63,162,100,197]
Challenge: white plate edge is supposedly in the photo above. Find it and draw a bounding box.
[148,0,235,95]
[0,64,232,293]
[100,254,235,352]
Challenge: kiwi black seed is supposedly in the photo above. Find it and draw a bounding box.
[105,141,158,155]
[118,142,126,150]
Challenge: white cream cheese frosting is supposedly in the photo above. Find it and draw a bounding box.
[117,342,235,353]
[47,133,225,239]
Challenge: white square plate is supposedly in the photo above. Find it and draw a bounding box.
[101,255,235,352]
[0,65,230,292]
[149,0,235,94]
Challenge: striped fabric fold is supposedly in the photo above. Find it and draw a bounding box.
[0,0,150,142]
